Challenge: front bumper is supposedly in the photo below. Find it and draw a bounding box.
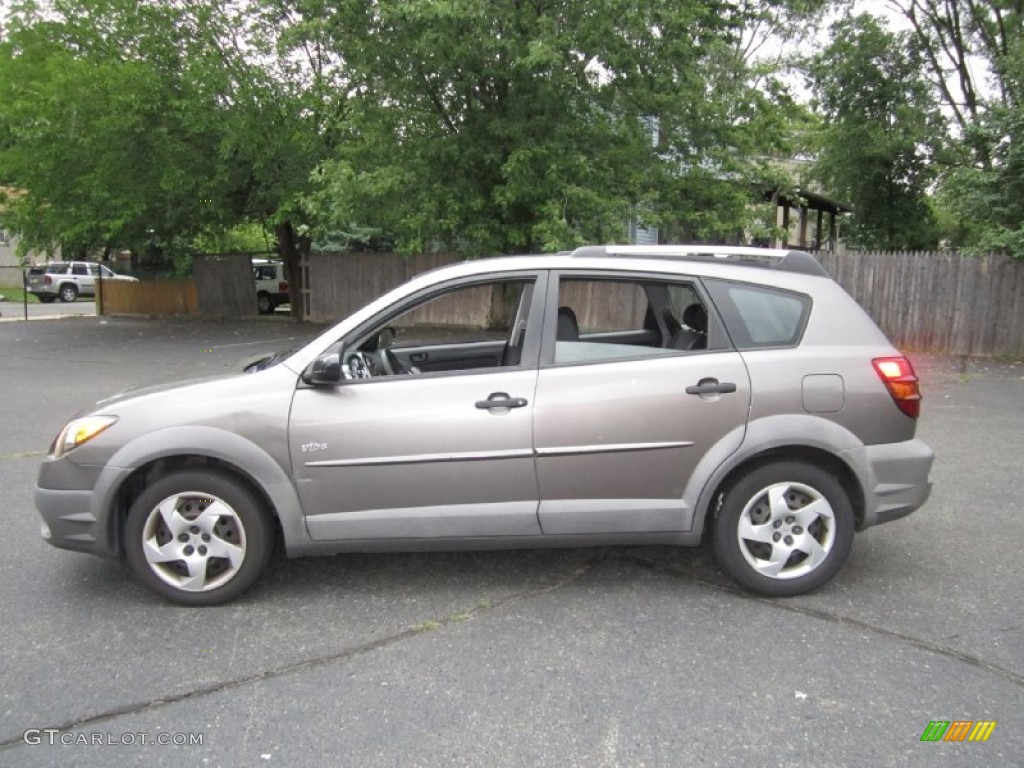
[35,457,126,558]
[847,438,935,529]
[35,486,115,557]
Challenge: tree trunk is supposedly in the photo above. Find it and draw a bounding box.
[274,220,310,322]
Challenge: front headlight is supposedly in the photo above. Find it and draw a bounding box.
[51,415,118,458]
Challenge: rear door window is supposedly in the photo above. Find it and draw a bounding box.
[548,275,711,364]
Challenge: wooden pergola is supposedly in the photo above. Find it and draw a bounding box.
[767,187,853,252]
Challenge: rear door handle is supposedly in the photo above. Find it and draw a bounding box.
[685,378,737,396]
[475,392,529,410]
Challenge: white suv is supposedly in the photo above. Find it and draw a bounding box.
[253,259,289,314]
[25,261,137,303]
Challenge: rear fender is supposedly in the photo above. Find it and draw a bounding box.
[686,414,867,537]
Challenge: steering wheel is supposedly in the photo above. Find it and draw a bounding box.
[346,352,372,379]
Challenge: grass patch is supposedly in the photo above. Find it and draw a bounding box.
[0,285,40,303]
[412,620,442,632]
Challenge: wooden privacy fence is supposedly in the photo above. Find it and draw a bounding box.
[306,251,459,323]
[100,253,257,318]
[98,249,1022,356]
[308,249,1024,357]
[99,279,198,316]
[193,253,258,318]
[817,250,1024,357]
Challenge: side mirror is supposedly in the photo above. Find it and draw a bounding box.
[302,352,342,386]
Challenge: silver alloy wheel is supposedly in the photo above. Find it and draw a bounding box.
[140,491,247,592]
[736,481,836,580]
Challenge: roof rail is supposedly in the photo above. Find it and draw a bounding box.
[569,244,830,277]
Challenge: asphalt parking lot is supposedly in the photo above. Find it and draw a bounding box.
[0,316,1021,767]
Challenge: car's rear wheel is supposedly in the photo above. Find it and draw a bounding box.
[257,292,274,315]
[59,284,78,302]
[712,461,854,596]
[124,469,274,606]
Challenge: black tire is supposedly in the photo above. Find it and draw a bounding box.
[124,469,274,606]
[38,294,57,303]
[59,283,78,302]
[711,461,854,596]
[257,292,274,315]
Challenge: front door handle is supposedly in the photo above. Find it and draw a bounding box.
[685,378,737,396]
[475,392,529,410]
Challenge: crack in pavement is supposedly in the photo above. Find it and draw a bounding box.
[4,546,1017,751]
[0,553,607,751]
[0,450,45,462]
[618,553,1024,690]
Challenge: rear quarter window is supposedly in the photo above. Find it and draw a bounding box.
[705,279,811,349]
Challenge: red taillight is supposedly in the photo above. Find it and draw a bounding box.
[44,275,52,285]
[873,356,921,418]
[279,281,288,294]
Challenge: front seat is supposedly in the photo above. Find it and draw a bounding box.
[670,304,708,350]
[556,306,580,341]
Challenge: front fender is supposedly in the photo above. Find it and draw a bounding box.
[94,425,306,554]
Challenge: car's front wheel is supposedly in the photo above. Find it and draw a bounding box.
[124,469,274,605]
[712,461,854,596]
[59,284,78,302]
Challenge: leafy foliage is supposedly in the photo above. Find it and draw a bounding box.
[306,0,805,254]
[0,1,333,265]
[802,14,944,250]
[0,0,824,281]
[938,103,1024,255]
[883,0,1024,257]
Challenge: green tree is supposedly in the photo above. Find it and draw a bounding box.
[0,0,823,307]
[883,0,1024,256]
[803,14,944,250]
[0,0,340,313]
[307,0,806,254]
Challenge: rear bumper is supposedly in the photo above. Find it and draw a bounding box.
[846,438,934,529]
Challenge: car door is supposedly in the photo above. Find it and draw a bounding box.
[74,263,96,295]
[533,272,751,535]
[289,272,547,542]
